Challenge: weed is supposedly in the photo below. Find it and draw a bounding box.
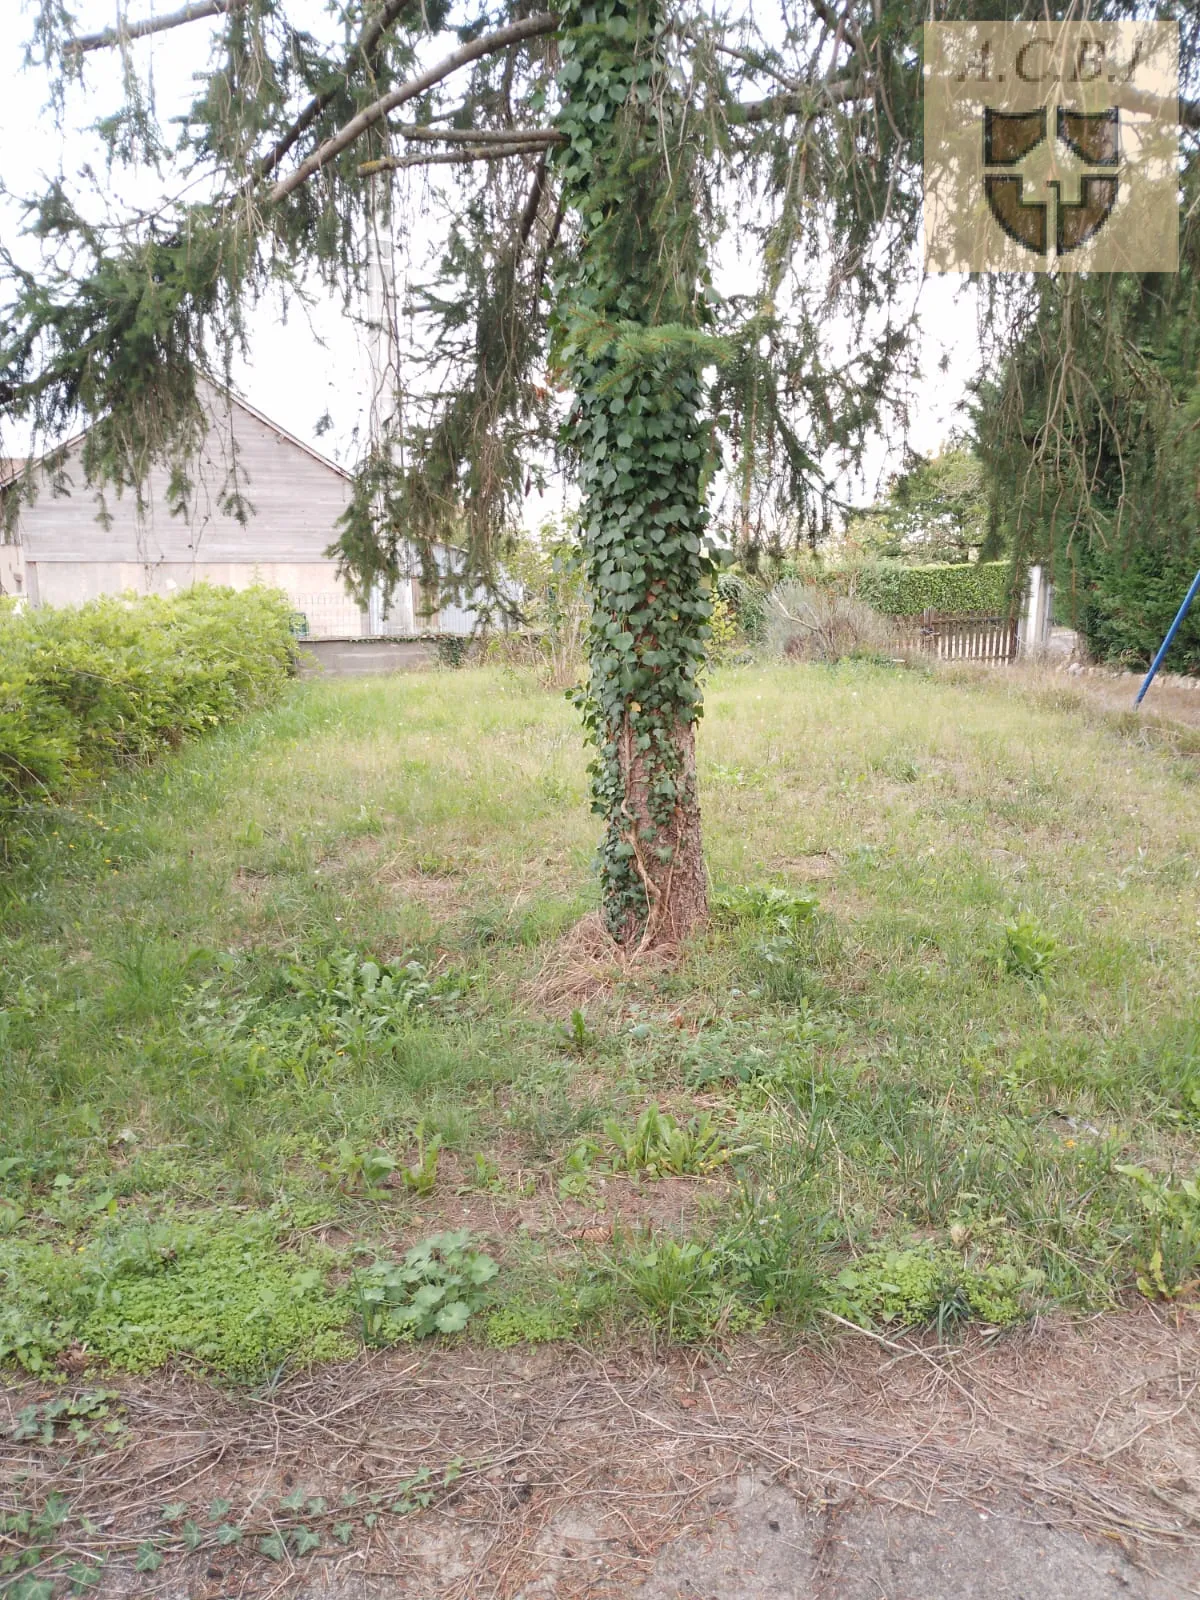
[10,1391,125,1449]
[0,1211,353,1377]
[604,1106,731,1179]
[354,1231,498,1342]
[1116,1164,1200,1301]
[1000,914,1059,982]
[830,1246,1043,1334]
[400,1125,443,1196]
[614,1240,727,1341]
[561,1007,595,1055]
[323,1142,398,1197]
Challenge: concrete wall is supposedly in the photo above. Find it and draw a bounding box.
[0,544,24,598]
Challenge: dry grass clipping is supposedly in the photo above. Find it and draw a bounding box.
[2,1308,1199,1598]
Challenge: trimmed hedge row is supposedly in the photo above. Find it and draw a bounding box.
[850,561,1013,617]
[0,585,298,836]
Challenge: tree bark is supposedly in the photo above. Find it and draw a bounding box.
[614,711,708,951]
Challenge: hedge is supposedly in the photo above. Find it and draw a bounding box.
[851,561,1013,617]
[0,585,297,838]
[1073,543,1200,673]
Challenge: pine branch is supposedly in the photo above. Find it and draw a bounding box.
[65,0,247,54]
[359,142,552,171]
[269,12,558,202]
[392,124,564,145]
[733,79,864,123]
[245,0,420,189]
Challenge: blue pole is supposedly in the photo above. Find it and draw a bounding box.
[1134,566,1200,706]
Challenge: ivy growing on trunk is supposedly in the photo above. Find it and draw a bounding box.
[553,0,715,944]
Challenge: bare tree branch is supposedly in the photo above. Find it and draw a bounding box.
[65,0,246,54]
[392,124,563,144]
[518,154,549,245]
[359,142,552,171]
[269,12,558,202]
[245,0,419,190]
[733,79,863,123]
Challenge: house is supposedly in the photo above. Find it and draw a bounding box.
[0,382,481,639]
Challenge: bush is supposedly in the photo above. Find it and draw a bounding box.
[852,560,1013,617]
[0,585,297,839]
[1076,543,1200,672]
[765,581,897,663]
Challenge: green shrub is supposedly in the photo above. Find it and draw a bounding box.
[0,585,297,840]
[1077,543,1200,672]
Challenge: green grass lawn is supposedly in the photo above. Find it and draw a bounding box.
[2,661,1199,1377]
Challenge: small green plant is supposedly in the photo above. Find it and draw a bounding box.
[830,1246,1042,1334]
[614,1239,732,1341]
[486,1298,579,1347]
[0,1212,353,1377]
[323,1141,398,1197]
[558,1138,602,1198]
[10,1390,125,1449]
[1116,1164,1200,1301]
[1000,914,1058,982]
[400,1126,442,1197]
[469,1152,504,1191]
[560,1007,595,1056]
[354,1231,498,1342]
[604,1106,730,1178]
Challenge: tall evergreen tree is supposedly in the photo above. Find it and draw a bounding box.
[2,0,1197,943]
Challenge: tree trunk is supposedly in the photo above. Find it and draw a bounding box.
[611,709,708,950]
[554,0,714,953]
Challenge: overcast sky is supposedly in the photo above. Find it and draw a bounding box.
[0,1,981,520]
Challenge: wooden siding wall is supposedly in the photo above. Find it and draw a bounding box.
[19,386,354,568]
[7,385,482,640]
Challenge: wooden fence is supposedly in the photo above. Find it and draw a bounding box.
[893,610,1019,665]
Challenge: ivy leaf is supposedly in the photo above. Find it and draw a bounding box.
[259,1533,287,1562]
[134,1545,163,1574]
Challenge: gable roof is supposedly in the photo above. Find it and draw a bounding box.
[211,384,353,483]
[1,378,352,491]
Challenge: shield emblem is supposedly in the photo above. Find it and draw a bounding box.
[983,110,1048,254]
[1055,108,1119,252]
[981,106,1120,258]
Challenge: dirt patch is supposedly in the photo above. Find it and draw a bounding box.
[776,853,839,881]
[3,1308,1197,1598]
[353,1155,728,1259]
